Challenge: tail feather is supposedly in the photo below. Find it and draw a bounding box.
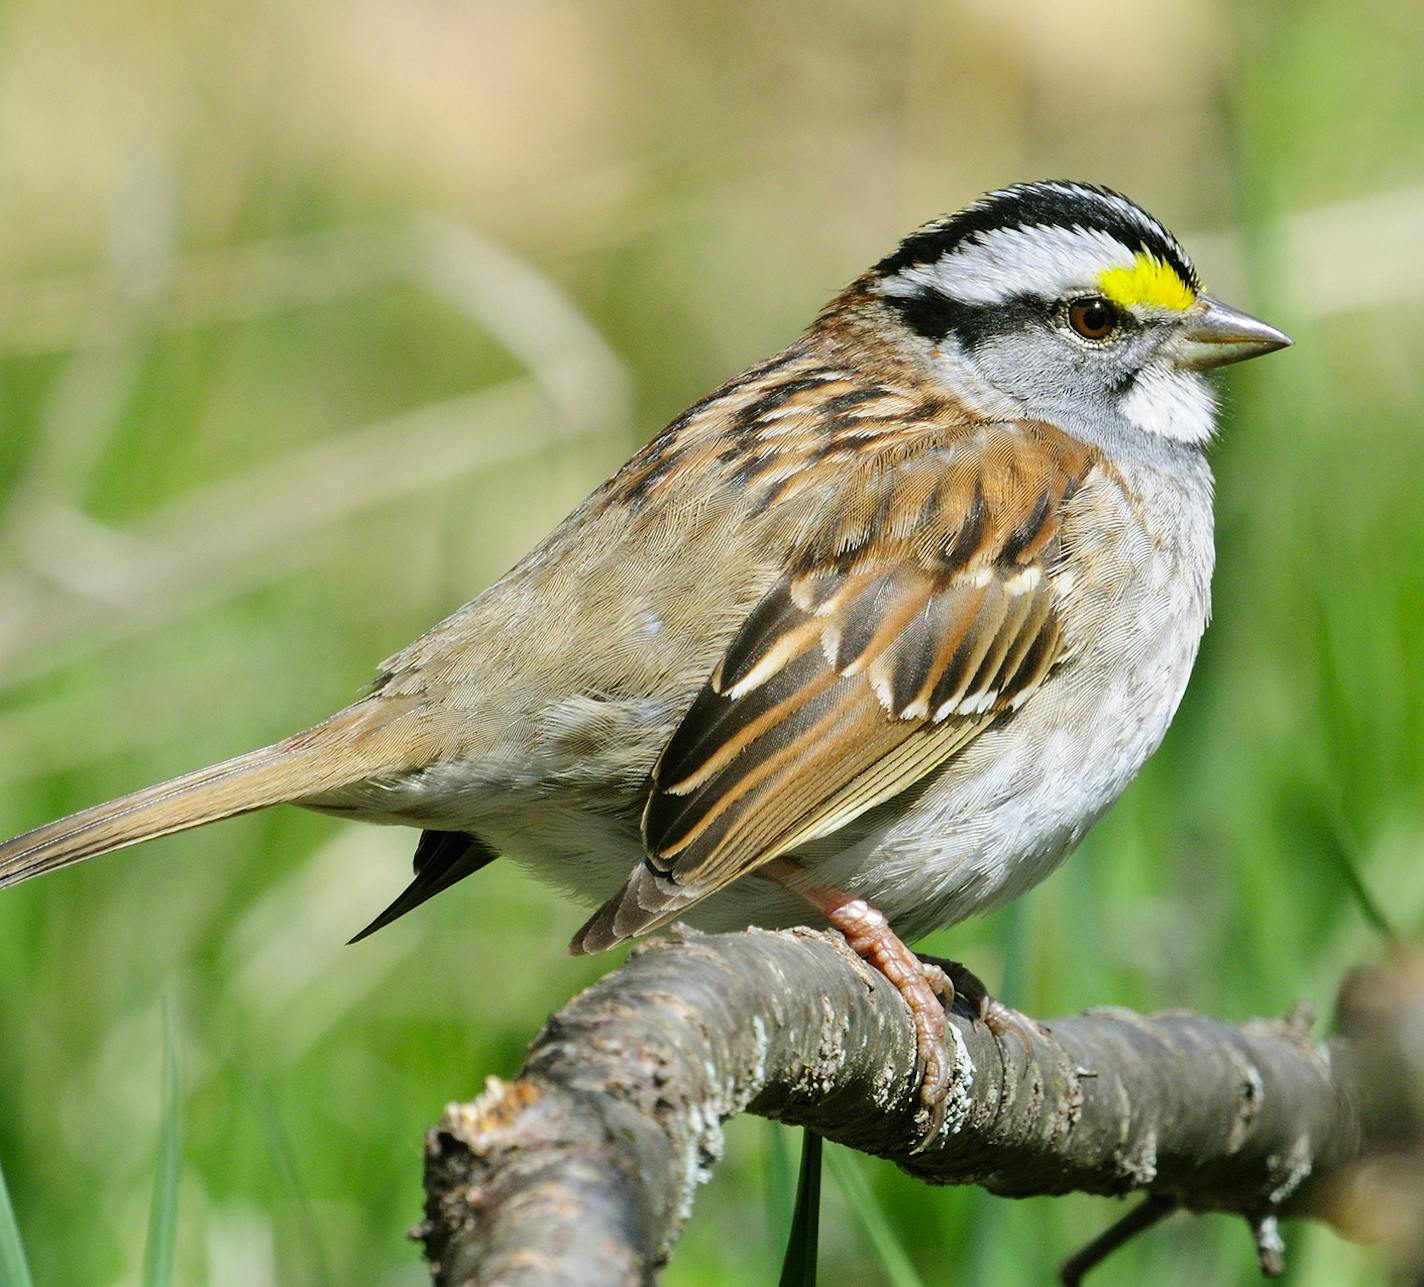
[570,863,695,955]
[0,706,403,892]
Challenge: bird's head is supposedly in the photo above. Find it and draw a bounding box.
[861,180,1291,445]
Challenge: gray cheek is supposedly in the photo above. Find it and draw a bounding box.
[970,332,1098,410]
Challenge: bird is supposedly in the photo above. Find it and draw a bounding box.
[0,181,1290,1125]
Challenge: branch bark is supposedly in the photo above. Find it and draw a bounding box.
[418,926,1366,1286]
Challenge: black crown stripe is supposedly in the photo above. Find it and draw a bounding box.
[873,181,1200,294]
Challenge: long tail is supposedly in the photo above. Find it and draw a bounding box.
[0,704,407,892]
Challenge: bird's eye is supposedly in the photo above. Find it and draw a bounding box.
[1066,296,1119,341]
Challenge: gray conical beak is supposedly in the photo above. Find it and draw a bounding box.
[1167,295,1293,370]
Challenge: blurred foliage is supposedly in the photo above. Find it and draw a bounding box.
[0,0,1420,1283]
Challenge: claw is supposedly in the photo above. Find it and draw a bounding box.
[917,954,1036,1055]
[981,994,1037,1059]
[917,955,992,1024]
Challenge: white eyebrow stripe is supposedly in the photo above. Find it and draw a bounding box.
[875,224,1141,305]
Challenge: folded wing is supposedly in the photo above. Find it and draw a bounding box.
[574,418,1095,951]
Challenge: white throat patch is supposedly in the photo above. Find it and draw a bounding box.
[1120,365,1218,444]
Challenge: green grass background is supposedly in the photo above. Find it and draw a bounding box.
[1,0,1421,1282]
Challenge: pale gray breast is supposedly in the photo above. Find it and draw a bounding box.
[1056,445,1215,725]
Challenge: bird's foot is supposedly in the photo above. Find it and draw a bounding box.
[822,896,951,1136]
[918,953,1036,1052]
[918,955,999,1027]
[764,858,951,1146]
[827,900,953,1149]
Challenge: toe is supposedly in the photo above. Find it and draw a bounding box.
[918,958,952,1001]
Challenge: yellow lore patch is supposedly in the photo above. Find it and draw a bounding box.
[1097,253,1196,312]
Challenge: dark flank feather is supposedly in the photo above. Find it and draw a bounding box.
[348,830,499,944]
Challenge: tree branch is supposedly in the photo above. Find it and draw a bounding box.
[418,927,1365,1285]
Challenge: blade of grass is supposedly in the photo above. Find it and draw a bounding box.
[243,1068,334,1287]
[0,1153,35,1287]
[825,1143,925,1287]
[1325,804,1397,943]
[763,1121,795,1248]
[778,1130,821,1287]
[141,997,183,1287]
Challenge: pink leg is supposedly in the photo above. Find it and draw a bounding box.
[765,858,951,1132]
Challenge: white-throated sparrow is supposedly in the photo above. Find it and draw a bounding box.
[0,181,1290,1126]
